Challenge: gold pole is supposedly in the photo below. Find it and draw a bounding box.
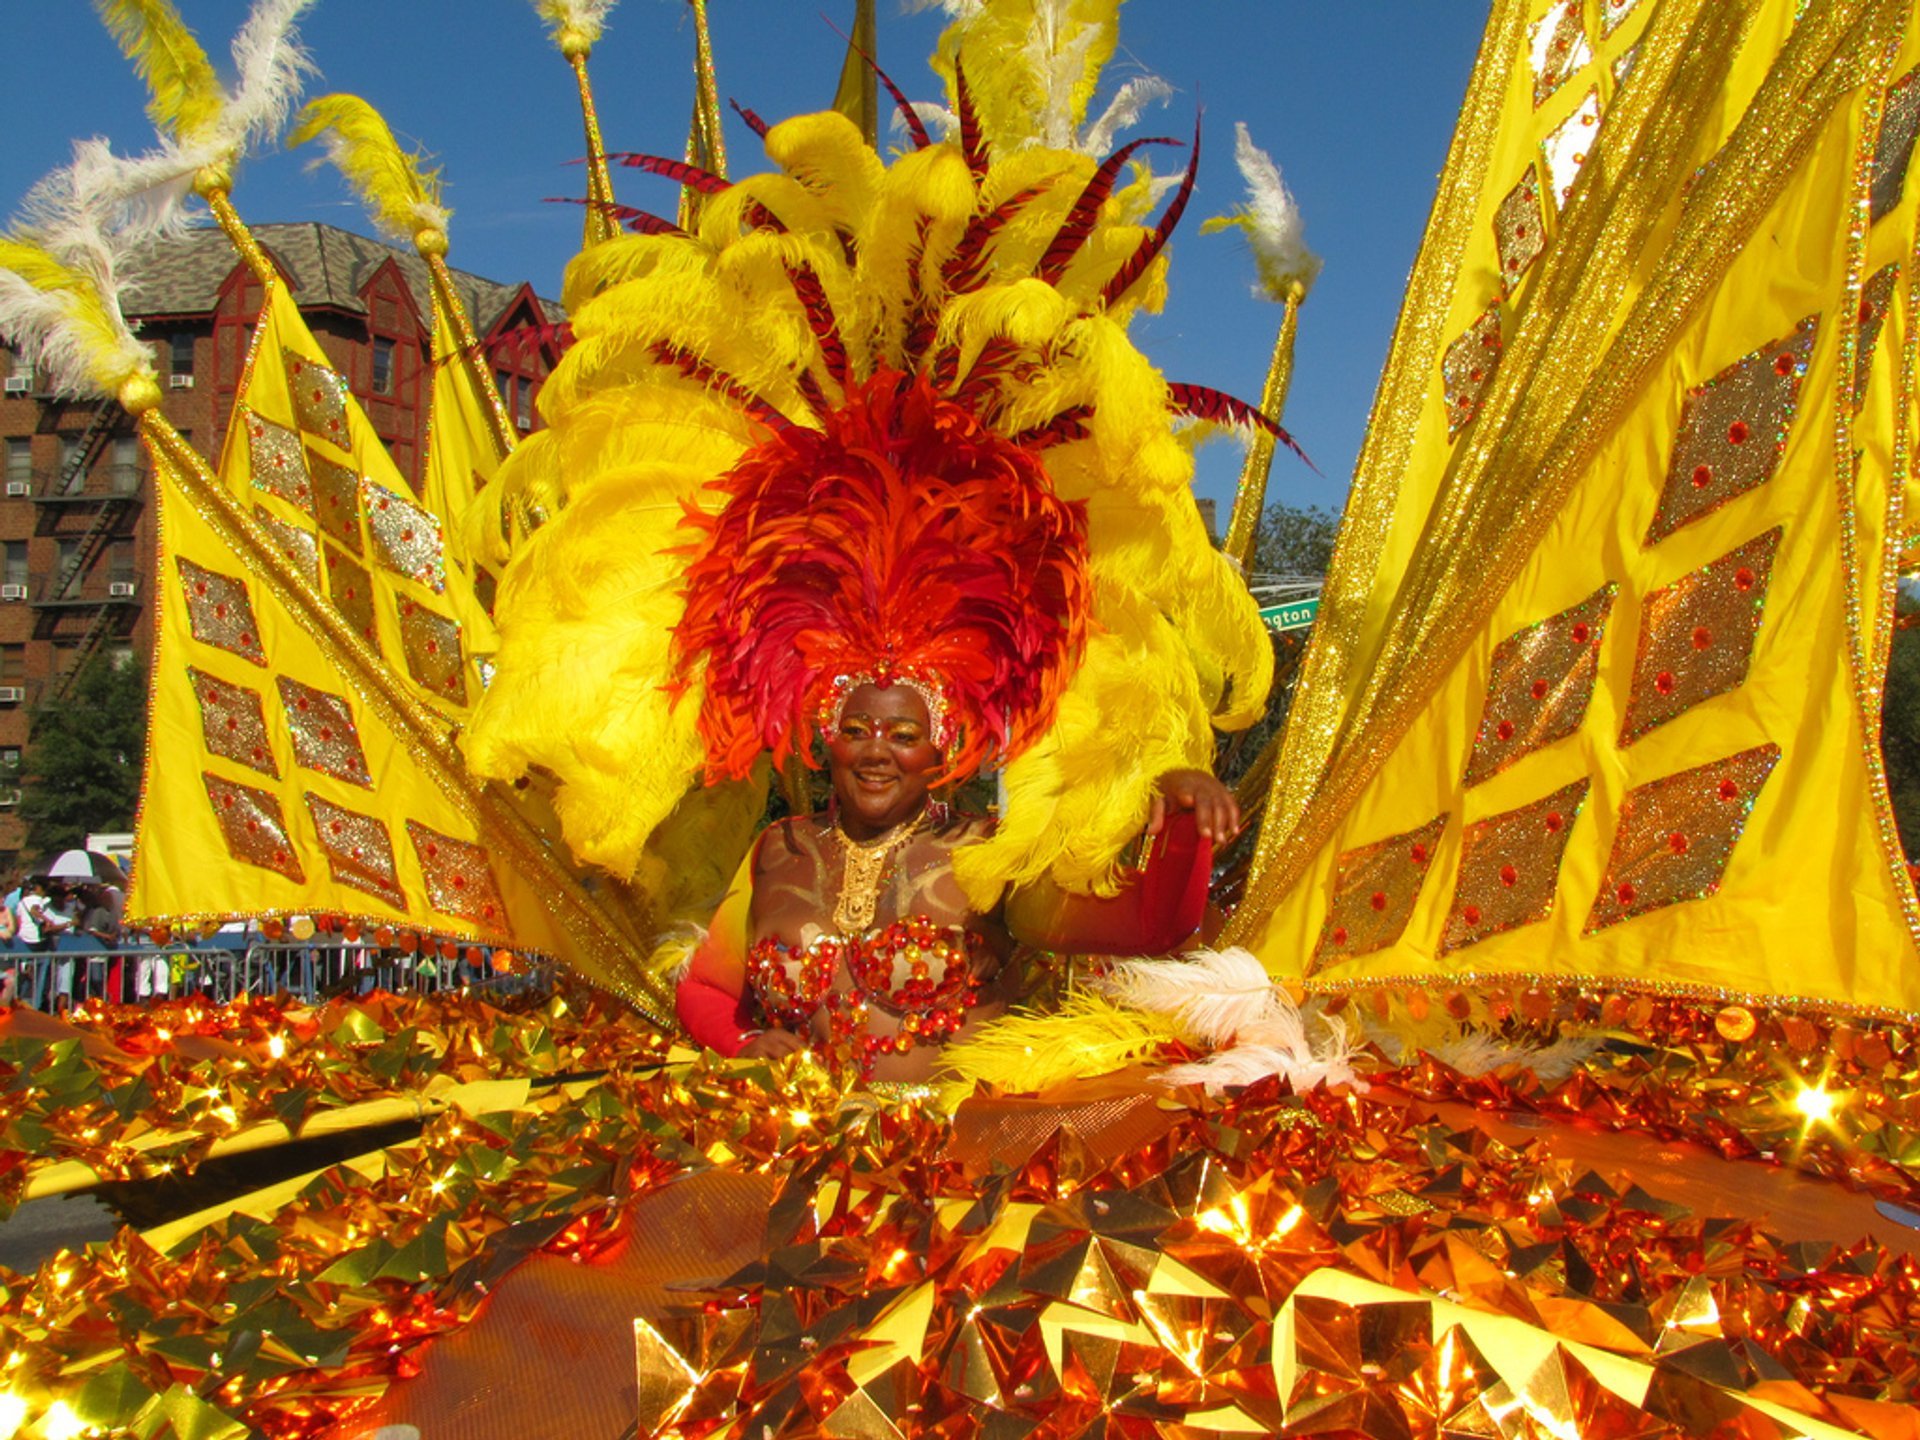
[1221,288,1303,573]
[423,249,517,461]
[200,184,276,289]
[569,50,621,249]
[681,0,729,232]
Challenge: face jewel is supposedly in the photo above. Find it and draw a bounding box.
[1443,305,1505,440]
[399,598,468,704]
[1646,316,1818,544]
[1584,743,1781,933]
[305,793,404,909]
[1872,66,1920,224]
[187,667,278,778]
[177,557,267,666]
[284,347,351,448]
[1853,263,1900,411]
[203,772,305,881]
[1528,0,1590,108]
[1493,172,1545,296]
[1465,585,1615,785]
[363,478,447,592]
[1441,778,1591,953]
[1540,89,1602,210]
[1600,0,1642,36]
[242,406,311,511]
[1619,529,1779,745]
[276,676,373,787]
[407,820,509,932]
[324,546,379,648]
[307,448,364,553]
[1311,814,1448,964]
[254,507,320,588]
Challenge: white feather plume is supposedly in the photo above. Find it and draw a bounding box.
[217,0,320,157]
[897,102,961,144]
[1430,1029,1604,1084]
[1203,121,1321,302]
[1080,74,1173,156]
[535,0,618,49]
[1154,1008,1366,1096]
[1093,946,1280,1046]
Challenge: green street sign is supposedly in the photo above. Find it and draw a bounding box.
[1258,597,1320,632]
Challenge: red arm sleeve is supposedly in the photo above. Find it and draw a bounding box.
[1003,810,1211,955]
[673,843,760,1056]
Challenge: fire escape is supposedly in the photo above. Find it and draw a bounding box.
[31,398,141,703]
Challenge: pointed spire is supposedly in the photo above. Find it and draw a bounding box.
[830,0,879,148]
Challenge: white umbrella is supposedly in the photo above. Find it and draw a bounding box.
[41,849,127,886]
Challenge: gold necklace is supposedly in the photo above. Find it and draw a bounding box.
[832,811,925,935]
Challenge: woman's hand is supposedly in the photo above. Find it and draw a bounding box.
[1146,768,1241,843]
[737,1027,810,1060]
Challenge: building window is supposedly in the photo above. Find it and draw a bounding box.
[3,543,25,588]
[108,435,141,494]
[108,645,134,670]
[170,332,195,378]
[0,646,23,683]
[4,438,29,489]
[107,541,134,586]
[0,747,19,771]
[54,540,78,586]
[372,337,396,396]
[516,377,533,430]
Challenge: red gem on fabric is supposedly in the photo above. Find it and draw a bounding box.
[1544,811,1564,832]
[1617,881,1637,904]
[452,874,466,889]
[1531,679,1549,699]
[1496,719,1515,741]
[1499,864,1519,887]
[1463,905,1481,925]
[1718,779,1740,800]
[1691,464,1712,489]
[1369,891,1388,912]
[1691,626,1712,650]
[1861,296,1877,322]
[1735,567,1756,590]
[1655,670,1675,693]
[1410,843,1429,864]
[1570,622,1590,644]
[1727,420,1749,445]
[1774,353,1795,376]
[1668,831,1689,853]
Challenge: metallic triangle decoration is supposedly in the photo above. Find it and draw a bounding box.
[203,772,305,882]
[1528,0,1590,108]
[407,820,510,932]
[1871,65,1920,224]
[1443,304,1505,441]
[284,348,351,449]
[1584,744,1782,934]
[253,508,320,589]
[1540,89,1602,210]
[1599,0,1643,36]
[399,598,468,704]
[276,676,374,788]
[1493,171,1545,296]
[187,667,278,779]
[1465,584,1615,786]
[1645,317,1818,544]
[241,407,312,512]
[1853,262,1900,411]
[305,793,405,910]
[1441,778,1591,953]
[308,448,365,554]
[1311,814,1449,964]
[177,557,267,667]
[324,546,379,648]
[1619,528,1780,746]
[363,478,447,592]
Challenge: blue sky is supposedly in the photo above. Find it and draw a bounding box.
[1,2,1487,519]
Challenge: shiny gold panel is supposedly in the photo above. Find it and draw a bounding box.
[323,546,379,649]
[1441,777,1591,952]
[187,667,277,779]
[305,793,405,910]
[1854,262,1901,410]
[1493,170,1545,295]
[1443,304,1505,440]
[406,820,510,933]
[1311,814,1449,965]
[176,557,267,667]
[1527,0,1590,108]
[276,676,374,788]
[202,772,305,881]
[399,599,468,704]
[241,407,311,512]
[1871,64,1920,223]
[307,448,364,553]
[284,347,351,449]
[252,507,320,588]
[363,479,447,593]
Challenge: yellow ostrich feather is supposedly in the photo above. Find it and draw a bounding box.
[938,990,1181,1095]
[0,238,155,397]
[536,0,615,55]
[289,94,446,241]
[95,0,224,144]
[930,0,1126,154]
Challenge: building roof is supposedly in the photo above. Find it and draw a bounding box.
[119,221,556,334]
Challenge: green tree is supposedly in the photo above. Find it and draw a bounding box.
[19,654,147,854]
[1251,501,1339,578]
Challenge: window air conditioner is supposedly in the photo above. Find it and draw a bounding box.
[169,374,194,390]
[108,581,136,598]
[2,377,28,396]
[0,585,26,602]
[3,481,28,498]
[0,688,25,704]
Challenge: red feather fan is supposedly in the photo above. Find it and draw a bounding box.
[1034,136,1180,286]
[1100,114,1202,308]
[1166,382,1317,471]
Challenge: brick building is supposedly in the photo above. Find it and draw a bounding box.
[0,222,556,869]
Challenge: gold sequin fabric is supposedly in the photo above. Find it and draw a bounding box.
[241,407,311,512]
[1871,64,1920,222]
[308,448,364,553]
[1494,172,1545,295]
[1465,583,1615,785]
[1441,777,1591,953]
[1528,0,1590,107]
[407,821,509,933]
[324,546,378,648]
[276,676,373,787]
[1854,261,1901,409]
[1443,305,1506,440]
[285,348,351,448]
[187,667,278,778]
[1647,317,1818,544]
[1584,743,1781,933]
[202,772,305,881]
[176,557,266,667]
[1540,88,1602,209]
[1620,528,1780,745]
[399,599,467,704]
[306,793,405,909]
[1311,814,1449,965]
[363,479,447,592]
[252,508,320,588]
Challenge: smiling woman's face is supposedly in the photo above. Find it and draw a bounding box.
[826,682,942,839]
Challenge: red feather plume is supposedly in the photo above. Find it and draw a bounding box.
[954,55,990,185]
[943,183,1053,293]
[605,152,732,195]
[1099,113,1202,309]
[730,99,771,139]
[783,262,850,387]
[1166,382,1317,471]
[1034,136,1180,286]
[544,196,686,236]
[650,341,794,431]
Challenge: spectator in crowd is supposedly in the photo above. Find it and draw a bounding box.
[15,879,69,1010]
[78,884,124,1003]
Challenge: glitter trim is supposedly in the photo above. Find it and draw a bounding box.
[1870,64,1920,223]
[176,557,267,667]
[1464,584,1614,786]
[1441,304,1505,441]
[1441,778,1589,953]
[285,348,351,449]
[202,771,306,882]
[308,448,364,554]
[241,407,312,512]
[362,478,448,593]
[324,546,379,650]
[1540,88,1603,210]
[398,599,467,705]
[187,667,278,779]
[1493,171,1545,295]
[1853,261,1900,411]
[305,793,405,911]
[253,508,320,588]
[276,676,374,788]
[1527,0,1590,109]
[407,821,510,935]
[1310,815,1448,965]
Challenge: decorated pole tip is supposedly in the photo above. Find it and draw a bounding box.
[414,227,450,258]
[192,162,235,198]
[559,29,594,59]
[119,374,164,414]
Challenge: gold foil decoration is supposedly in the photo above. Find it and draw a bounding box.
[187,667,278,778]
[1714,1004,1756,1042]
[1600,0,1642,36]
[202,772,305,881]
[1871,65,1920,223]
[1311,814,1448,964]
[176,557,267,667]
[1853,262,1900,410]
[1646,318,1818,544]
[253,508,320,588]
[1619,528,1780,745]
[1465,584,1615,785]
[399,598,468,704]
[1442,305,1505,440]
[304,793,405,910]
[284,347,351,449]
[1493,171,1546,296]
[407,820,509,932]
[241,406,312,512]
[1440,778,1591,953]
[1527,0,1590,108]
[276,676,374,787]
[324,546,379,648]
[363,478,447,592]
[1583,743,1781,934]
[307,448,364,553]
[1540,88,1603,209]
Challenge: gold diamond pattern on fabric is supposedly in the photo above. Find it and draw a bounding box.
[407,820,509,932]
[1493,170,1546,295]
[187,667,278,779]
[1853,262,1901,410]
[253,508,320,588]
[1441,777,1591,953]
[1442,305,1506,441]
[276,676,374,788]
[1620,528,1780,745]
[1871,65,1920,223]
[363,478,447,592]
[176,557,266,667]
[324,546,379,648]
[242,407,311,512]
[1646,318,1819,544]
[203,772,305,882]
[1540,88,1603,210]
[1310,814,1449,965]
[1465,584,1615,786]
[305,793,405,910]
[284,348,351,448]
[1600,0,1642,37]
[307,448,364,554]
[399,600,467,704]
[1584,744,1782,934]
[1527,0,1590,108]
